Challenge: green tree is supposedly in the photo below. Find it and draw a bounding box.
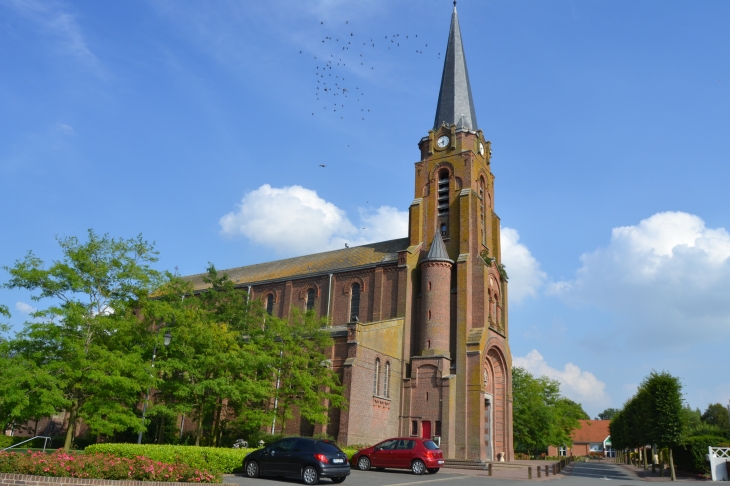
[512,367,584,455]
[643,371,684,480]
[598,407,620,420]
[149,268,273,446]
[701,403,730,432]
[269,308,346,432]
[2,230,161,449]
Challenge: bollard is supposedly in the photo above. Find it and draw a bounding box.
[552,464,557,475]
[545,465,549,476]
[537,466,541,478]
[488,464,492,477]
[528,466,532,480]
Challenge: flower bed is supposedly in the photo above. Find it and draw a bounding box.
[0,450,219,483]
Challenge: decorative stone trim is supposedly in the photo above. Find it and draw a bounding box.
[0,473,229,486]
[373,396,391,409]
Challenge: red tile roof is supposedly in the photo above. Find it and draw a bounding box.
[571,420,611,443]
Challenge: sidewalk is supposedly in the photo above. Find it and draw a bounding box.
[613,461,708,482]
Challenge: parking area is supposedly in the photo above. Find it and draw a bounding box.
[224,461,704,486]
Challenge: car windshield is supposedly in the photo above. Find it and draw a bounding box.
[315,441,342,453]
[423,440,440,450]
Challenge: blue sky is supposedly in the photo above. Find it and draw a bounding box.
[2,0,729,418]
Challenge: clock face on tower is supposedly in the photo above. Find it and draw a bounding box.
[437,135,450,148]
[479,142,485,155]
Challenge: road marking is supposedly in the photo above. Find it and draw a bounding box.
[381,476,471,486]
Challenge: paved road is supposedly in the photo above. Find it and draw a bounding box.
[224,461,700,485]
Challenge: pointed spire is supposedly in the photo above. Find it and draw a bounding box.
[433,5,478,131]
[423,232,453,264]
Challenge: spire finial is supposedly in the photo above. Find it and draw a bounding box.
[453,0,457,7]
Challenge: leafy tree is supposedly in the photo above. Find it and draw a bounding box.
[269,308,346,432]
[598,407,620,420]
[512,367,584,454]
[702,403,730,432]
[643,371,683,480]
[2,230,161,449]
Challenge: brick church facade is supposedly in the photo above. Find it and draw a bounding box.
[186,6,513,462]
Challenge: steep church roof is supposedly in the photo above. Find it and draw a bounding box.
[423,232,453,264]
[433,5,478,131]
[184,238,409,291]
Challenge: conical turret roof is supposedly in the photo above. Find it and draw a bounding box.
[423,232,453,264]
[433,5,478,131]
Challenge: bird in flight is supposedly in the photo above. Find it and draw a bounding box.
[319,164,327,167]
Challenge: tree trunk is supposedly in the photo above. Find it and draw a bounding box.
[652,444,656,474]
[156,416,165,444]
[669,448,676,481]
[660,448,664,477]
[63,406,77,451]
[195,403,204,447]
[643,446,648,470]
[211,400,222,447]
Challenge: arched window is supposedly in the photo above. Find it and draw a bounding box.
[266,294,274,315]
[437,169,449,236]
[350,283,360,322]
[384,362,390,399]
[373,358,380,395]
[306,288,316,311]
[479,177,487,246]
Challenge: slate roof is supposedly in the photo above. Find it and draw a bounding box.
[433,5,479,131]
[572,420,611,443]
[423,232,453,263]
[184,238,409,291]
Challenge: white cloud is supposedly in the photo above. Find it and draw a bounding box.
[219,184,407,256]
[549,211,730,346]
[514,349,610,408]
[500,227,547,303]
[15,301,36,314]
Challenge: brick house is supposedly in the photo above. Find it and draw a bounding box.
[548,420,614,457]
[182,5,514,462]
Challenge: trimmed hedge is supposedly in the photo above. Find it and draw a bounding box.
[85,444,256,474]
[672,435,729,474]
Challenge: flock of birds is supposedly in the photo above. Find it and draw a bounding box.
[301,20,441,129]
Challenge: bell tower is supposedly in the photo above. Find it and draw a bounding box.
[402,4,513,462]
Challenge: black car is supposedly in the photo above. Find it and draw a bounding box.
[243,437,350,485]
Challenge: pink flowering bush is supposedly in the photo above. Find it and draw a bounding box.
[0,450,220,483]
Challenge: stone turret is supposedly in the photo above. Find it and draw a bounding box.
[420,232,453,357]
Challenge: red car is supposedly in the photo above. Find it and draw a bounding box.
[351,438,444,475]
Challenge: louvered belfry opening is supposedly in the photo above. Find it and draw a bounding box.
[437,169,450,237]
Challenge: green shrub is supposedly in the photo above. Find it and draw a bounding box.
[340,447,359,459]
[672,435,729,474]
[85,444,256,474]
[0,450,219,482]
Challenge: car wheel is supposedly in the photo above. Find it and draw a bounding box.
[303,465,320,485]
[427,468,439,474]
[357,456,371,471]
[245,461,260,478]
[331,478,346,484]
[411,459,426,475]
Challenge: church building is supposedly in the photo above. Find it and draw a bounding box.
[187,5,513,462]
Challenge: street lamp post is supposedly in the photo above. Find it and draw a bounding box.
[138,329,172,444]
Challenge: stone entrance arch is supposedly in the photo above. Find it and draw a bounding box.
[486,346,508,461]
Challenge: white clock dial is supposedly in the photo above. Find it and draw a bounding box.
[479,142,484,155]
[437,136,450,148]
